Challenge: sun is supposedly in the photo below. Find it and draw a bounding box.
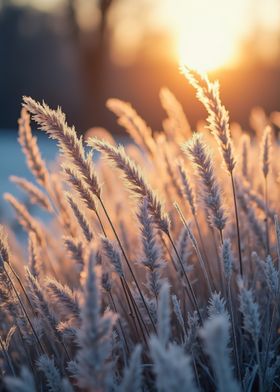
[178,31,237,72]
[171,0,245,72]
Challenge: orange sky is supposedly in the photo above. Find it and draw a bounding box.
[13,0,280,71]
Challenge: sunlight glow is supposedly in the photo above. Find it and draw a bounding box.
[174,0,249,71]
[16,0,280,70]
[178,30,236,72]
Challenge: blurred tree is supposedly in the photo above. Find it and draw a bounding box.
[0,0,280,133]
[66,0,114,128]
[0,0,87,129]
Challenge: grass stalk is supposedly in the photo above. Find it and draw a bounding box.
[230,173,243,276]
[95,209,107,237]
[166,230,203,324]
[227,282,242,384]
[98,196,157,333]
[6,263,34,311]
[119,277,142,342]
[3,265,45,355]
[194,216,217,291]
[264,177,270,255]
[175,203,213,295]
[108,290,129,357]
[122,278,149,345]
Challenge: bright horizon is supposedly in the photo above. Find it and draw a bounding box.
[157,0,280,71]
[10,0,280,71]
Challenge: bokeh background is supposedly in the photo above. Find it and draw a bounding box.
[1,0,280,132]
[0,0,280,219]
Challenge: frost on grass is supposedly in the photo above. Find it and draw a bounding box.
[2,69,280,391]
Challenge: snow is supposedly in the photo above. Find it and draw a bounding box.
[0,130,57,220]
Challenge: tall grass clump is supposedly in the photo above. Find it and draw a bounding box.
[1,67,280,391]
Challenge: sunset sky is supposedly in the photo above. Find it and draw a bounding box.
[10,0,280,71]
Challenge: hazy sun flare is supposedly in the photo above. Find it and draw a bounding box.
[173,0,250,71]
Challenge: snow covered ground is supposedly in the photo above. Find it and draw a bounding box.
[0,130,57,220]
[0,130,128,225]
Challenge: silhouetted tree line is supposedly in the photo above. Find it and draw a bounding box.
[0,0,280,133]
[0,0,114,131]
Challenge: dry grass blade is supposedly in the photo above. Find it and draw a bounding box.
[88,137,170,234]
[2,66,280,392]
[106,98,156,155]
[10,176,52,212]
[18,108,49,187]
[23,96,101,198]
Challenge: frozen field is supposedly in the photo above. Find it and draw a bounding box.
[0,130,57,220]
[0,130,127,222]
